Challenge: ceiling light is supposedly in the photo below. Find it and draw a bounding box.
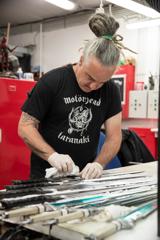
[126,18,160,29]
[106,0,160,18]
[45,0,76,10]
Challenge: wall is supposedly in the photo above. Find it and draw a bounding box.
[9,11,160,87]
[135,26,160,89]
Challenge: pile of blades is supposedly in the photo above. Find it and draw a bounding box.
[0,170,157,240]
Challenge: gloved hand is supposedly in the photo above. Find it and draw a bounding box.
[45,164,80,178]
[47,152,74,173]
[80,162,103,179]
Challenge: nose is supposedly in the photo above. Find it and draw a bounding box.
[89,82,99,90]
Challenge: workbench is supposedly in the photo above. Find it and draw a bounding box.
[0,162,158,240]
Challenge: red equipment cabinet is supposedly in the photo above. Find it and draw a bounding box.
[113,65,135,119]
[0,78,36,189]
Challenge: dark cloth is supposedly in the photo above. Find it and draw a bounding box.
[117,129,155,166]
[22,64,122,178]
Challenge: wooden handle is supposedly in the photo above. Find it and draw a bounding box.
[30,210,61,223]
[4,206,40,218]
[6,22,10,45]
[58,211,84,223]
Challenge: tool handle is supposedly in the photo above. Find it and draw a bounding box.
[30,210,60,223]
[4,205,41,218]
[58,211,83,223]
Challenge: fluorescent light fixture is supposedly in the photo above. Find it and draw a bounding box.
[106,0,160,18]
[45,0,75,10]
[126,18,160,29]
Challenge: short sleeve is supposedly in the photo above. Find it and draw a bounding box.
[105,81,122,120]
[22,76,53,121]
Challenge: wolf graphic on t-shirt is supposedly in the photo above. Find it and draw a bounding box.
[68,106,92,135]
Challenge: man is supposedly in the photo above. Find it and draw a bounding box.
[18,13,122,179]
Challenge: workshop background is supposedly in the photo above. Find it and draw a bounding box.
[0,0,159,187]
[0,1,159,240]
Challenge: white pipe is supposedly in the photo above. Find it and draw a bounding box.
[39,23,43,78]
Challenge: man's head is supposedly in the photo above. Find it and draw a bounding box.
[74,13,120,93]
[75,55,117,92]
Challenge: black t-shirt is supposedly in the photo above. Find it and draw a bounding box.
[22,64,122,178]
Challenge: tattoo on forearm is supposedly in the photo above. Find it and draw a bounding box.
[21,112,39,128]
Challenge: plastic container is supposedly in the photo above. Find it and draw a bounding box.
[17,67,23,79]
[23,72,34,80]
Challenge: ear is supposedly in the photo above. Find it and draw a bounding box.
[79,55,84,66]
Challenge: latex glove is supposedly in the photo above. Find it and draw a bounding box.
[47,152,74,173]
[80,162,103,179]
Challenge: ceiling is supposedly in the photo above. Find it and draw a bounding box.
[0,0,149,28]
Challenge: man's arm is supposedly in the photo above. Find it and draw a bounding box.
[18,112,74,173]
[80,112,122,179]
[95,112,122,167]
[18,112,55,160]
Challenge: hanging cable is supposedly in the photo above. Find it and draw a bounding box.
[96,0,105,14]
[100,0,103,9]
[108,4,113,16]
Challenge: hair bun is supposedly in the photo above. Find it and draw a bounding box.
[89,13,119,37]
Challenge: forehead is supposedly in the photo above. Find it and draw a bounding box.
[83,56,116,82]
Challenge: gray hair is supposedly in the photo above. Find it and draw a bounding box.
[83,13,120,66]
